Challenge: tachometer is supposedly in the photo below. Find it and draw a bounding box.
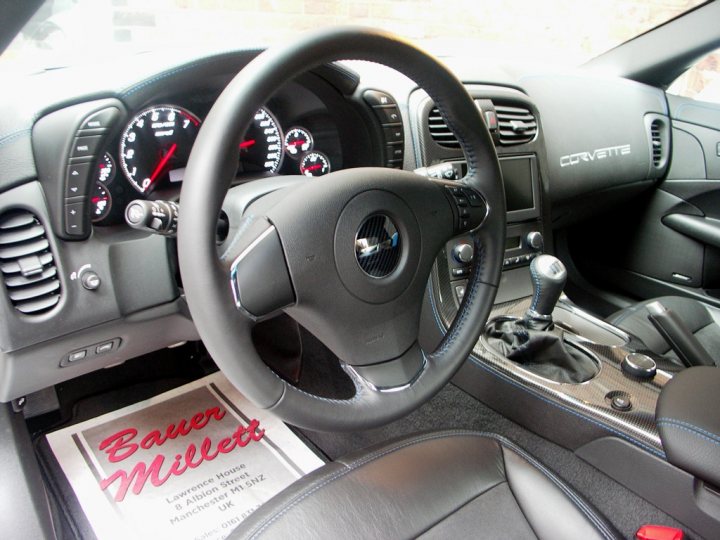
[119,105,201,194]
[238,108,284,174]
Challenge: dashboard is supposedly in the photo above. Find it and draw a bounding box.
[0,48,670,403]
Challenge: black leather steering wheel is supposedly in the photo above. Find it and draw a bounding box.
[178,27,505,431]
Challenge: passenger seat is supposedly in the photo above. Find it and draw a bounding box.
[608,296,720,368]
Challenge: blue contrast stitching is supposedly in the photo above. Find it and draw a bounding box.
[121,49,263,98]
[529,263,541,312]
[246,430,615,540]
[656,418,720,443]
[0,128,31,148]
[657,421,720,447]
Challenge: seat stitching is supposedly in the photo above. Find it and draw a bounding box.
[657,421,720,447]
[498,438,616,539]
[245,430,614,540]
[656,418,720,442]
[244,429,481,539]
[413,481,516,538]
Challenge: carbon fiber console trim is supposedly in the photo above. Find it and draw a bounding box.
[430,255,668,457]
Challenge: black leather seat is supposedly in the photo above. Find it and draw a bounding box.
[608,296,720,367]
[230,430,619,539]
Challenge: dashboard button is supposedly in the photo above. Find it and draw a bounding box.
[363,90,396,107]
[68,350,87,363]
[64,201,87,236]
[66,162,91,197]
[374,106,401,125]
[386,144,404,160]
[80,107,120,131]
[383,126,403,143]
[96,341,114,355]
[70,136,102,158]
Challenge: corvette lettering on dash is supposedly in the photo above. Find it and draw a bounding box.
[559,144,632,167]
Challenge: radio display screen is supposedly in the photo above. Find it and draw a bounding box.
[500,158,534,212]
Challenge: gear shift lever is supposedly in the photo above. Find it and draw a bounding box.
[525,255,567,329]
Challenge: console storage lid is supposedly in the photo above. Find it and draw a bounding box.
[656,366,720,487]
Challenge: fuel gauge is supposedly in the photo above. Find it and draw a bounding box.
[299,151,331,177]
[91,182,112,222]
[97,152,115,184]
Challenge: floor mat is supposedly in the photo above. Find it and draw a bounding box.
[44,372,324,540]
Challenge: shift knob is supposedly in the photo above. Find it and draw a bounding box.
[527,255,567,319]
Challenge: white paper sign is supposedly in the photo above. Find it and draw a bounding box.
[46,372,324,540]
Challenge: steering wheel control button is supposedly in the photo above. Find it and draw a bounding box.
[383,126,403,143]
[79,107,120,132]
[230,225,295,318]
[80,270,101,291]
[611,394,633,412]
[444,185,487,233]
[66,162,91,197]
[355,215,401,278]
[64,202,87,236]
[68,350,87,363]
[454,284,467,303]
[70,135,103,159]
[373,106,402,125]
[363,90,396,107]
[621,353,657,379]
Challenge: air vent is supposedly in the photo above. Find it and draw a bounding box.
[650,119,663,167]
[0,210,61,315]
[428,107,461,149]
[495,104,537,145]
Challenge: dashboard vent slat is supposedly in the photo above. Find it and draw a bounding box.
[495,104,537,145]
[427,107,461,149]
[0,210,61,315]
[650,120,663,167]
[428,101,538,148]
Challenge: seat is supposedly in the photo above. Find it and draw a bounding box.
[230,431,619,540]
[608,296,720,367]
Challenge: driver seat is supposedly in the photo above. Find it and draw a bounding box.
[230,430,619,539]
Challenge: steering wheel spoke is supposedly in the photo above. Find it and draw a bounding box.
[225,220,295,320]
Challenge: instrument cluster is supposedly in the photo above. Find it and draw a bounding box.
[91,98,340,225]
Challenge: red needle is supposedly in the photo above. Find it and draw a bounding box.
[239,139,256,149]
[303,164,322,172]
[91,197,106,203]
[287,140,306,146]
[149,143,177,183]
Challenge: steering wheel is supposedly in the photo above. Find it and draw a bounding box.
[178,27,505,431]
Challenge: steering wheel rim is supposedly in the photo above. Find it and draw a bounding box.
[178,27,506,431]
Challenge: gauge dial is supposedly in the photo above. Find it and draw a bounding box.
[97,152,115,184]
[284,127,313,158]
[91,182,112,222]
[119,105,201,194]
[299,151,331,177]
[238,108,284,174]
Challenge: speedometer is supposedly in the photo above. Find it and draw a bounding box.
[238,108,284,174]
[119,105,200,194]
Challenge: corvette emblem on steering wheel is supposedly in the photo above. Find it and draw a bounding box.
[354,214,401,278]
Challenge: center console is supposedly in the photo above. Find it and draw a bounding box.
[412,84,720,538]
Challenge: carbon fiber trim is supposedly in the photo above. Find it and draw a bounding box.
[430,257,668,456]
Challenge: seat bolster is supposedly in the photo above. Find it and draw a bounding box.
[230,431,620,540]
[502,444,617,540]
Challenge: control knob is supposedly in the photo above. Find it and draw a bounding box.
[453,243,474,264]
[526,231,543,251]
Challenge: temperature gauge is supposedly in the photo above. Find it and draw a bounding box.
[299,151,331,177]
[97,152,115,184]
[285,127,313,157]
[91,182,112,222]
